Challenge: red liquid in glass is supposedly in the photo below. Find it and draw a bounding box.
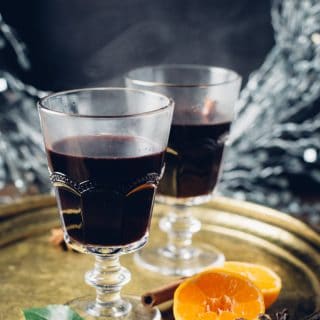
[47,135,165,246]
[158,110,231,198]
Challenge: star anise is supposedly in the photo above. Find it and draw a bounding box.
[275,309,289,320]
[49,228,68,251]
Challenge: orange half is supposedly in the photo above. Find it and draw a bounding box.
[222,262,282,308]
[173,269,265,320]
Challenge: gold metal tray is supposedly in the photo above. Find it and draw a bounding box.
[0,196,319,319]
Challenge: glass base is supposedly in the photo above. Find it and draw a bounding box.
[65,234,149,256]
[67,295,161,320]
[134,244,225,277]
[156,193,212,206]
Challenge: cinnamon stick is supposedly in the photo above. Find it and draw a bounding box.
[141,278,185,308]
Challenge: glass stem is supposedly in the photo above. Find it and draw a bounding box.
[85,254,131,318]
[159,205,201,260]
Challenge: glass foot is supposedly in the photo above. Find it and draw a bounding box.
[134,244,225,276]
[67,295,161,320]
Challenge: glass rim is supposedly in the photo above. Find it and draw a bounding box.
[38,87,174,119]
[126,64,242,88]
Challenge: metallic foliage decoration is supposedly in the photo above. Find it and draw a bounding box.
[220,0,320,227]
[0,13,48,198]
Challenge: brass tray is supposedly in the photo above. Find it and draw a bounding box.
[0,196,319,319]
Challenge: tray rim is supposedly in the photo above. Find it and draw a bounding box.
[205,196,320,248]
[1,194,319,247]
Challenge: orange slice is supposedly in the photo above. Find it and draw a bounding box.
[173,269,265,320]
[222,262,282,309]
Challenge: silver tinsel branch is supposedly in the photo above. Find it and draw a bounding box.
[220,0,320,226]
[0,13,48,196]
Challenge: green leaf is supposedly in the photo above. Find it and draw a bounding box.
[23,305,84,320]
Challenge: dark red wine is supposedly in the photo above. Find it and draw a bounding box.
[46,135,165,246]
[158,110,230,198]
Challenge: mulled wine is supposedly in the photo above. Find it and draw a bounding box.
[158,110,230,198]
[47,135,165,246]
[126,65,240,276]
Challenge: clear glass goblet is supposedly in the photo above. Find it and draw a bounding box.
[126,65,241,276]
[38,88,173,319]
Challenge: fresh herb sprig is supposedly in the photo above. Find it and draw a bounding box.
[23,305,84,320]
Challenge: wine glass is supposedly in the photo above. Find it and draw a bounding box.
[38,88,173,319]
[126,65,241,276]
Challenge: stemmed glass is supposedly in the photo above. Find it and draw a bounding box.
[126,65,241,276]
[38,88,173,319]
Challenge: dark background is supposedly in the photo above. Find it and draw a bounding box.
[0,0,274,90]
